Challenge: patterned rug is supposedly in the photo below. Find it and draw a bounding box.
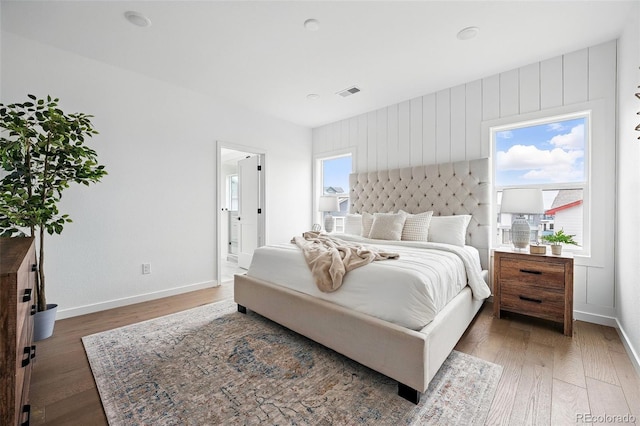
[83,300,502,425]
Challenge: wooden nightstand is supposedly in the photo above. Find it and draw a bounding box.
[493,248,574,336]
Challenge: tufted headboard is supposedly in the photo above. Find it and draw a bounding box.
[348,158,491,270]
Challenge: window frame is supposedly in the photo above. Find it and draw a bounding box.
[313,149,355,231]
[226,174,238,211]
[490,111,592,256]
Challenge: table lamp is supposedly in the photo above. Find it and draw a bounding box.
[318,195,340,233]
[500,188,544,249]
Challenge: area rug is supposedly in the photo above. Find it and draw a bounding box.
[83,300,502,425]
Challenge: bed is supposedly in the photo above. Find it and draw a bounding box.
[234,158,491,403]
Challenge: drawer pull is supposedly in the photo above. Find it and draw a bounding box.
[21,404,31,426]
[21,347,31,367]
[31,263,37,272]
[31,345,36,361]
[22,288,32,302]
[519,295,542,304]
[520,269,542,275]
[31,304,36,315]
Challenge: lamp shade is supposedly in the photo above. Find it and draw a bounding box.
[318,195,340,212]
[500,188,544,214]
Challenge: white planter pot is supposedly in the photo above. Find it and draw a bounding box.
[34,303,58,341]
[551,244,562,255]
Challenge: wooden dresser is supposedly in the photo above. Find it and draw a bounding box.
[1,237,37,426]
[493,248,574,336]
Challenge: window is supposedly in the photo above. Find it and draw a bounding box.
[227,175,238,211]
[316,153,352,232]
[493,112,589,253]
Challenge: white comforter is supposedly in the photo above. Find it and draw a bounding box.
[247,234,490,330]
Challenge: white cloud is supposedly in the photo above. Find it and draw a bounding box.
[497,130,513,139]
[547,122,566,132]
[549,124,584,150]
[496,144,584,182]
[521,165,584,182]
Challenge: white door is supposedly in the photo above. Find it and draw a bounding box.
[237,155,261,269]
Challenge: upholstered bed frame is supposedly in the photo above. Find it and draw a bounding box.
[235,158,491,403]
[349,158,491,269]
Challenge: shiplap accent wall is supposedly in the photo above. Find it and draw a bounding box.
[312,40,617,324]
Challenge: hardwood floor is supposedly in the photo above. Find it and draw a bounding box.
[30,283,233,426]
[30,284,639,425]
[455,307,640,425]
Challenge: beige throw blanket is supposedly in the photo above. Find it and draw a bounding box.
[291,232,399,293]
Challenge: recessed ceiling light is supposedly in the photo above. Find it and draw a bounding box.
[124,11,152,28]
[304,19,320,32]
[306,94,320,101]
[457,26,479,41]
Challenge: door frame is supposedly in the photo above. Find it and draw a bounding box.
[215,140,266,285]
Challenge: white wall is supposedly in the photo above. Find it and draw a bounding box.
[616,5,640,368]
[1,33,312,318]
[313,41,618,325]
[0,5,2,102]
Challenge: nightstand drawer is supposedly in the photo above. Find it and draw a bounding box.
[500,282,564,322]
[493,249,573,336]
[499,258,565,290]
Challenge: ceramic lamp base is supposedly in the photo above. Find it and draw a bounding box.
[511,216,530,249]
[324,214,335,233]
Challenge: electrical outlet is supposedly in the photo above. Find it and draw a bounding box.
[142,263,151,274]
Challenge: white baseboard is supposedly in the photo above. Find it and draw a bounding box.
[615,319,640,376]
[574,310,640,375]
[55,280,220,320]
[573,310,618,327]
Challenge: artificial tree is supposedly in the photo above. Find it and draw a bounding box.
[0,95,107,312]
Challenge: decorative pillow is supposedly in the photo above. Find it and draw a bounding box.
[344,214,363,236]
[399,210,434,241]
[368,211,407,241]
[428,215,472,246]
[362,212,375,237]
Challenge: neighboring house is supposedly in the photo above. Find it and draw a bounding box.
[323,186,345,194]
[545,190,584,246]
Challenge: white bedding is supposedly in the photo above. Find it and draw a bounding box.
[247,234,490,330]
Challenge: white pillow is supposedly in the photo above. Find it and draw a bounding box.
[428,215,472,246]
[344,214,363,236]
[368,211,407,241]
[399,210,433,241]
[362,212,375,237]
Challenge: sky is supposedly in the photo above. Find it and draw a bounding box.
[322,117,586,197]
[323,155,351,193]
[495,116,586,187]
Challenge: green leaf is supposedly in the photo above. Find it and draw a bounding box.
[0,94,107,307]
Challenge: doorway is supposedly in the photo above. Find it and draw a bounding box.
[216,142,265,284]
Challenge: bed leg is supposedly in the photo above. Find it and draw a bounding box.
[398,383,421,404]
[237,304,247,314]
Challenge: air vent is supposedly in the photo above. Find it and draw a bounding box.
[336,86,361,97]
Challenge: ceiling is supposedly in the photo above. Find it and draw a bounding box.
[1,1,636,128]
[221,147,254,165]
